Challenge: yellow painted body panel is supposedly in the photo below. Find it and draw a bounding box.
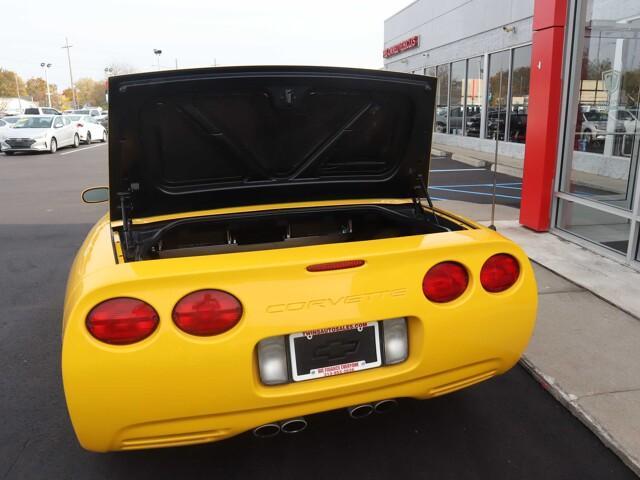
[62,199,537,452]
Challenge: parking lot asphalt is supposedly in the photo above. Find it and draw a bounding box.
[0,147,635,479]
[428,156,521,208]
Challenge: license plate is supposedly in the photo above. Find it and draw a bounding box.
[289,322,381,382]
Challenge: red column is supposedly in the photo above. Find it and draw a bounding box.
[519,0,568,231]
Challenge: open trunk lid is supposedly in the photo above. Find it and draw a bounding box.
[107,66,436,222]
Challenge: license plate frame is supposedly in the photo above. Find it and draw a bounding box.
[289,322,382,382]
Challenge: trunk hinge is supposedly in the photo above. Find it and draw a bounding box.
[413,173,440,226]
[117,183,139,258]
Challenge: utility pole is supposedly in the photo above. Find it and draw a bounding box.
[40,62,52,107]
[61,37,78,109]
[14,72,22,112]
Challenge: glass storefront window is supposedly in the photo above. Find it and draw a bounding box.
[449,60,465,135]
[509,45,531,143]
[557,199,631,254]
[427,49,528,142]
[435,64,449,133]
[560,0,640,211]
[485,50,510,140]
[465,56,484,137]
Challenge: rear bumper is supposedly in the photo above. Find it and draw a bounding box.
[110,358,503,451]
[63,299,535,452]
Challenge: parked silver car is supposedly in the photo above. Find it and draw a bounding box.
[66,115,108,144]
[24,107,63,115]
[1,115,80,155]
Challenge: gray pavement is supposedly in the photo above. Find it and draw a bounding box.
[428,155,521,208]
[0,144,108,224]
[436,161,640,475]
[494,221,640,475]
[0,147,636,479]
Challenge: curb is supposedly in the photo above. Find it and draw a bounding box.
[489,162,523,179]
[452,153,487,168]
[519,355,640,477]
[433,147,524,178]
[431,148,450,158]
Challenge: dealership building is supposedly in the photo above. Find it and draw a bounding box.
[384,0,640,270]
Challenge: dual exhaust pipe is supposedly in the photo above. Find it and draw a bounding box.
[348,398,398,419]
[253,417,308,438]
[253,399,398,438]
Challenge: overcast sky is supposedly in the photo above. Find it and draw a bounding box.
[1,0,411,89]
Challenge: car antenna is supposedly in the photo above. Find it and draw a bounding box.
[489,70,504,232]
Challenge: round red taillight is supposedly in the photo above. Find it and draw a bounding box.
[172,289,243,336]
[422,262,469,303]
[86,298,159,345]
[480,254,520,293]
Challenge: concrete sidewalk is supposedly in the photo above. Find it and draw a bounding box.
[436,200,640,476]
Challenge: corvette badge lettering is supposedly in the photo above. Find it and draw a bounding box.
[266,288,408,313]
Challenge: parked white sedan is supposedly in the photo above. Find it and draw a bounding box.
[1,115,79,155]
[0,118,12,144]
[66,115,107,144]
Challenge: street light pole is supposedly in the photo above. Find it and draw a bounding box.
[153,49,162,69]
[40,62,52,107]
[61,37,78,109]
[104,67,113,104]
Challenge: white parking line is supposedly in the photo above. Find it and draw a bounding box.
[429,183,522,188]
[430,168,487,172]
[59,143,107,156]
[428,186,521,200]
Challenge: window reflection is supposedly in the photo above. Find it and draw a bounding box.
[465,57,484,137]
[485,50,510,140]
[557,199,630,254]
[509,46,531,143]
[435,65,449,133]
[561,0,640,211]
[449,60,465,135]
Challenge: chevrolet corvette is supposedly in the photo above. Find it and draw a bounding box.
[62,66,537,452]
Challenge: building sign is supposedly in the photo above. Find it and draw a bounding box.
[383,35,420,58]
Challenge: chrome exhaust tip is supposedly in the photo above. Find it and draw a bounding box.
[374,399,398,414]
[253,423,281,438]
[280,417,308,434]
[348,404,374,419]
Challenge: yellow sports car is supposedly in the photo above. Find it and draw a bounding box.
[62,66,537,452]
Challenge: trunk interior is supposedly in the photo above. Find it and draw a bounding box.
[119,203,469,262]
